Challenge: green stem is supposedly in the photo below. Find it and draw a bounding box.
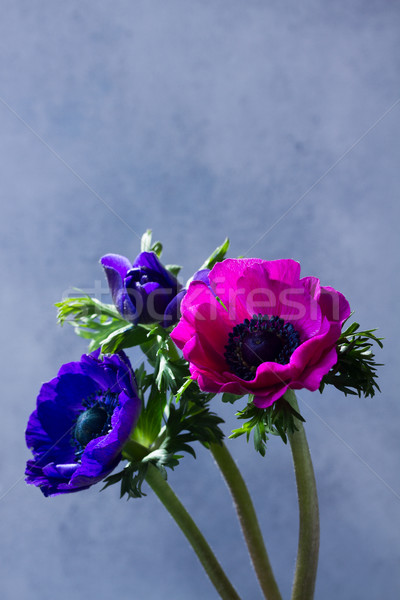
[210,442,282,600]
[145,464,242,600]
[286,392,320,600]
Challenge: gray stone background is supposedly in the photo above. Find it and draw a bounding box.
[1,2,399,599]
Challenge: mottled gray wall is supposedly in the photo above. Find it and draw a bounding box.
[1,2,399,599]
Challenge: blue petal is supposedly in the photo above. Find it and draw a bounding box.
[100,253,132,280]
[162,289,186,327]
[161,270,210,327]
[100,256,138,321]
[132,251,180,290]
[42,462,78,480]
[191,268,211,285]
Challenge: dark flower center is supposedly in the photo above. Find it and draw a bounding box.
[224,314,301,381]
[126,266,173,288]
[74,406,108,447]
[72,392,118,457]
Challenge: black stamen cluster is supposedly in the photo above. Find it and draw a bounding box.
[72,391,119,458]
[224,314,300,381]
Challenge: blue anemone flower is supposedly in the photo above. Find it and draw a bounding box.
[25,350,141,497]
[100,251,182,326]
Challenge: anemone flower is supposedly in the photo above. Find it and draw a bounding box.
[25,350,140,496]
[100,251,182,326]
[171,258,350,408]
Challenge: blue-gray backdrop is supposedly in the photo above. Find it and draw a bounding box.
[1,2,399,599]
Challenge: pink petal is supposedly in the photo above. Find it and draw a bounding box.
[171,281,233,353]
[209,258,263,320]
[194,370,230,394]
[253,383,289,408]
[289,317,331,370]
[300,276,321,300]
[263,259,301,284]
[235,265,322,339]
[248,360,293,387]
[291,346,338,391]
[318,286,351,324]
[184,332,227,373]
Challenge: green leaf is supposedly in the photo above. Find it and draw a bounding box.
[199,238,230,271]
[140,229,163,257]
[83,319,128,352]
[141,330,190,393]
[319,319,383,398]
[107,434,181,499]
[175,378,193,403]
[102,461,151,499]
[56,295,130,351]
[230,395,304,455]
[101,324,150,353]
[165,264,182,278]
[134,363,152,394]
[221,392,244,404]
[161,396,225,458]
[102,374,224,500]
[141,229,153,252]
[139,338,160,366]
[150,241,163,258]
[56,295,121,324]
[133,384,168,447]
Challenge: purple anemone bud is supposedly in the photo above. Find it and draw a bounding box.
[100,251,182,326]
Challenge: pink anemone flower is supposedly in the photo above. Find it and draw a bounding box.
[170,258,351,408]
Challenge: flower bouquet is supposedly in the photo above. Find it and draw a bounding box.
[25,231,382,600]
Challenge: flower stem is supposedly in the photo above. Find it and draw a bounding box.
[210,442,282,600]
[286,391,320,600]
[145,464,242,600]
